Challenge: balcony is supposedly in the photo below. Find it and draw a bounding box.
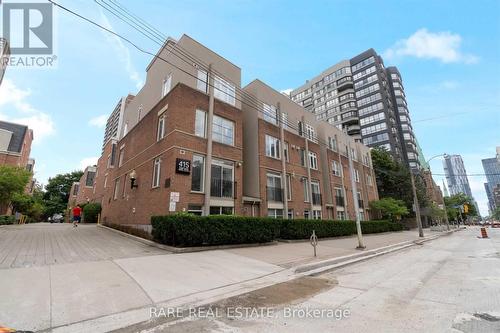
[312,192,322,205]
[335,196,345,207]
[211,179,235,199]
[267,186,284,202]
[347,124,361,135]
[341,112,358,125]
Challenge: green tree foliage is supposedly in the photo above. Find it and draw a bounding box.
[428,202,446,219]
[11,188,46,221]
[43,171,83,216]
[0,165,31,207]
[444,193,478,219]
[492,207,500,220]
[370,147,428,211]
[83,203,101,223]
[369,197,409,221]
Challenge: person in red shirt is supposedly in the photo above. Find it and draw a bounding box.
[72,205,82,227]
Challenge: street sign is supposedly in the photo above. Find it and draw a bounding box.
[175,158,191,174]
[170,192,180,203]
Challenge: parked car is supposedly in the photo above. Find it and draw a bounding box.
[51,213,63,223]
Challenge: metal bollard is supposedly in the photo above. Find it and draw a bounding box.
[310,230,318,257]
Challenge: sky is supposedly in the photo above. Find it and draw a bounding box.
[0,0,499,216]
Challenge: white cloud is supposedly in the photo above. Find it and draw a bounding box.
[280,88,293,96]
[79,157,98,170]
[384,28,478,64]
[89,114,108,128]
[99,11,144,90]
[0,79,55,143]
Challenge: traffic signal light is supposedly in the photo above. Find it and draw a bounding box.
[463,204,469,214]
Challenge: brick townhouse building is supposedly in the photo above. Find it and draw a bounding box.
[242,80,378,220]
[68,165,97,209]
[84,34,378,229]
[0,120,35,214]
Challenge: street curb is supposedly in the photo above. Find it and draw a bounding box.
[294,230,458,276]
[97,224,278,253]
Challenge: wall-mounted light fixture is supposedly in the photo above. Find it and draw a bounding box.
[130,170,138,189]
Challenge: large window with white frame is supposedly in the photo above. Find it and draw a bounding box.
[152,157,161,188]
[332,160,341,176]
[162,74,172,97]
[197,69,208,92]
[265,135,281,159]
[286,174,292,201]
[309,151,318,170]
[214,75,236,106]
[263,103,278,125]
[354,169,360,183]
[195,109,207,138]
[212,115,234,145]
[157,113,166,141]
[191,154,205,192]
[303,178,310,202]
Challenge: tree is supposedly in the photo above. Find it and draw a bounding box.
[0,165,31,209]
[11,189,46,221]
[492,207,500,220]
[43,171,83,216]
[370,197,409,222]
[370,147,428,211]
[444,193,478,220]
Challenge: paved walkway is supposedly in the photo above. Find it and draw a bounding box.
[229,229,442,268]
[0,223,449,332]
[0,223,167,269]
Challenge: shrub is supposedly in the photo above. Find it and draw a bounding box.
[83,203,102,223]
[151,214,280,247]
[0,215,15,225]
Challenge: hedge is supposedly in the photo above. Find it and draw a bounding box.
[83,203,102,223]
[280,219,403,239]
[151,214,280,247]
[0,215,15,225]
[151,214,403,247]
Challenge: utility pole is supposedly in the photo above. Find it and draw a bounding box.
[278,102,288,218]
[410,171,424,237]
[348,142,365,249]
[203,64,215,216]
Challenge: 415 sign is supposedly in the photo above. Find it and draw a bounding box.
[176,158,191,174]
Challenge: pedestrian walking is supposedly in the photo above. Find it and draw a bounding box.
[72,205,82,227]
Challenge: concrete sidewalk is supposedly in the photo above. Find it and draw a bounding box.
[0,224,451,332]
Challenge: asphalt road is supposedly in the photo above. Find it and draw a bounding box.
[147,227,500,333]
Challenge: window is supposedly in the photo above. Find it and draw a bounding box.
[358,212,365,221]
[263,103,278,124]
[265,135,281,159]
[357,93,382,107]
[354,169,360,182]
[361,122,387,136]
[352,56,375,72]
[210,206,234,215]
[353,65,376,81]
[363,133,389,145]
[350,148,358,161]
[286,174,292,201]
[359,112,385,126]
[358,102,384,117]
[266,173,283,202]
[162,74,172,97]
[336,211,346,220]
[113,179,119,200]
[157,114,166,141]
[303,178,310,202]
[122,174,127,198]
[355,83,380,98]
[137,105,143,121]
[211,159,234,198]
[332,160,341,176]
[328,136,337,151]
[73,183,79,196]
[268,208,283,219]
[152,158,161,188]
[195,109,207,138]
[305,124,316,142]
[304,210,310,219]
[212,115,234,145]
[191,155,205,192]
[197,69,207,92]
[311,181,321,205]
[188,204,203,216]
[312,210,322,220]
[118,147,124,167]
[287,209,294,219]
[214,75,235,106]
[299,148,306,167]
[367,174,373,186]
[104,176,108,189]
[309,152,318,170]
[284,142,289,162]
